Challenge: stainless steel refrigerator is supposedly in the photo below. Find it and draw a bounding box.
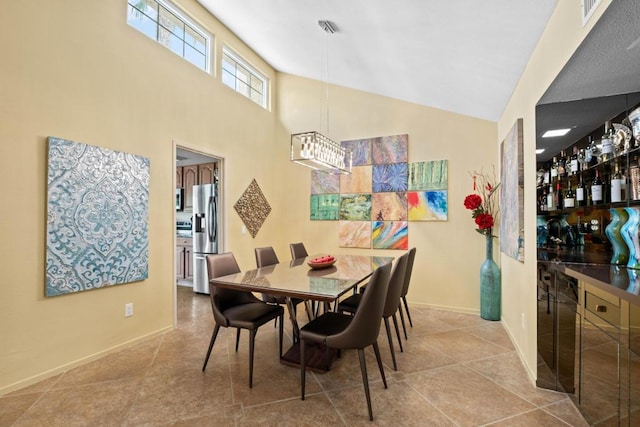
[192,183,218,294]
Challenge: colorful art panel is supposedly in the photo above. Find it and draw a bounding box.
[373,163,408,192]
[407,191,448,221]
[339,221,371,248]
[372,134,408,164]
[310,194,340,220]
[341,138,372,166]
[372,192,407,221]
[500,118,525,262]
[311,170,340,194]
[340,165,372,194]
[46,137,150,296]
[372,221,408,250]
[339,194,372,221]
[408,160,448,190]
[234,179,272,237]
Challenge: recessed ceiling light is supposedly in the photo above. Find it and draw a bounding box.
[542,128,571,138]
[536,148,546,154]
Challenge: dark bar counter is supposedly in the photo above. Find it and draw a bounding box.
[538,247,640,306]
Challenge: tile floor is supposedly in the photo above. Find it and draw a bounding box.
[1,286,589,426]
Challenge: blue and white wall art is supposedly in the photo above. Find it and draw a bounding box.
[46,137,150,296]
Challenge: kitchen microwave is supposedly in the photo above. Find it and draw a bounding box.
[176,188,184,211]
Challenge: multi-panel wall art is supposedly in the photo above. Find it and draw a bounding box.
[500,118,525,262]
[46,137,150,296]
[311,134,449,249]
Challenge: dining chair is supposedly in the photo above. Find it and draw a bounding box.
[255,246,309,321]
[397,247,417,339]
[202,252,284,388]
[337,252,409,371]
[289,242,309,260]
[300,262,392,421]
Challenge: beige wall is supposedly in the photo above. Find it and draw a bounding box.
[498,0,613,379]
[0,0,281,392]
[275,74,498,312]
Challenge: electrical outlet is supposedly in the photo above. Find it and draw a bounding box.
[241,225,247,235]
[125,303,134,317]
[521,313,526,329]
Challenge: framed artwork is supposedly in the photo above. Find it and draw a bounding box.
[311,170,340,194]
[407,190,448,221]
[234,179,272,237]
[408,160,448,190]
[46,137,149,296]
[338,221,371,248]
[339,194,372,221]
[372,134,408,164]
[372,221,408,249]
[341,138,373,166]
[373,163,408,192]
[310,194,340,220]
[372,192,407,221]
[340,165,372,194]
[500,118,524,262]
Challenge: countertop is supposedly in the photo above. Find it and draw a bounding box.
[538,248,640,305]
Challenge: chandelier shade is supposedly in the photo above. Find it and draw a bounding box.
[291,131,352,174]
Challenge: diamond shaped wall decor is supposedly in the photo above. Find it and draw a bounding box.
[234,179,271,238]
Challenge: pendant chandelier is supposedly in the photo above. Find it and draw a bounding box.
[290,20,352,174]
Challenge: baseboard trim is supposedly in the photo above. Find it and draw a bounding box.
[0,326,173,396]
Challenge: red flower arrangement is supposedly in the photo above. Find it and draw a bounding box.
[464,169,500,236]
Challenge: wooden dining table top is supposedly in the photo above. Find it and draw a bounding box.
[209,254,395,303]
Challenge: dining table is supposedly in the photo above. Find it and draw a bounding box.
[209,253,394,372]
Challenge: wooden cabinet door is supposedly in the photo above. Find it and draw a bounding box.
[176,246,185,280]
[198,163,216,185]
[183,165,197,210]
[176,166,183,188]
[185,247,193,279]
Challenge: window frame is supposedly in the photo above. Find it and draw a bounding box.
[127,0,212,74]
[222,46,269,109]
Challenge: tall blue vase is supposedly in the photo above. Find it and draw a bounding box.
[622,207,640,269]
[605,208,629,265]
[480,234,501,320]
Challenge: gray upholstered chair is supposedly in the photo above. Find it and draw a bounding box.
[289,242,309,260]
[337,252,409,370]
[300,262,392,421]
[397,247,417,339]
[202,252,284,388]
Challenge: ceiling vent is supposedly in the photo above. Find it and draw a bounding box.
[582,0,603,26]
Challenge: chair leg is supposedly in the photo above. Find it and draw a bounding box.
[402,296,413,327]
[398,302,408,340]
[278,313,284,357]
[202,324,220,372]
[391,313,404,353]
[301,338,306,400]
[304,300,313,322]
[249,329,256,388]
[372,341,387,389]
[383,317,398,371]
[235,329,241,352]
[357,348,374,422]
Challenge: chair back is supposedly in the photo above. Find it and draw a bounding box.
[382,253,409,317]
[325,262,392,349]
[206,253,257,326]
[400,248,417,298]
[255,246,279,268]
[289,242,308,260]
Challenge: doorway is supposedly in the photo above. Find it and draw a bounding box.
[174,146,224,293]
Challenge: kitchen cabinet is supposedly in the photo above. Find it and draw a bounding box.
[176,238,193,281]
[182,165,198,210]
[176,166,183,188]
[176,163,216,210]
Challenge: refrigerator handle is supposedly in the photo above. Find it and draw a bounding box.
[208,196,217,242]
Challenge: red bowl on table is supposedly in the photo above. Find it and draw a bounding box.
[307,255,337,269]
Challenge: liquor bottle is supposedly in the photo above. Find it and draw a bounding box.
[563,177,575,208]
[555,178,564,210]
[611,163,623,203]
[600,121,614,163]
[576,174,585,206]
[557,150,567,177]
[630,156,640,200]
[587,136,599,167]
[543,163,550,185]
[547,183,555,210]
[539,189,547,212]
[570,146,580,175]
[550,156,558,181]
[591,169,604,204]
